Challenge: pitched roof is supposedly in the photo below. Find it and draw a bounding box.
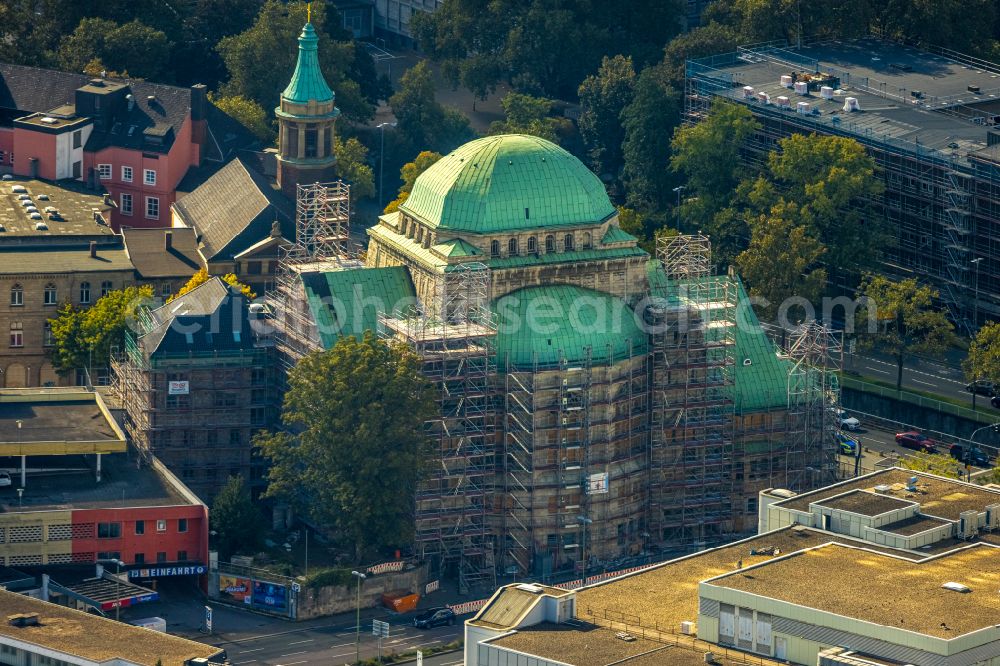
[122,227,203,279]
[173,157,294,261]
[0,245,134,275]
[141,278,255,358]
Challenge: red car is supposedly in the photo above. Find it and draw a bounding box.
[895,431,938,454]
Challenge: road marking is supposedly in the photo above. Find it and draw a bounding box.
[279,652,308,657]
[289,639,315,645]
[862,365,890,374]
[330,653,355,659]
[329,642,353,648]
[236,648,264,654]
[911,378,936,387]
[233,661,257,665]
[284,661,309,665]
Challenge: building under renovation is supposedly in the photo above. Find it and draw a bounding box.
[268,133,841,591]
[688,38,1000,332]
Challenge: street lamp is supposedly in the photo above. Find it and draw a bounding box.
[971,257,984,410]
[576,515,592,586]
[98,558,126,621]
[672,185,687,226]
[376,122,397,209]
[351,570,366,663]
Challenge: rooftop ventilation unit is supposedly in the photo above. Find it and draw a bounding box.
[757,92,771,104]
[843,97,861,112]
[17,194,30,201]
[36,194,49,200]
[969,85,981,94]
[874,484,892,493]
[820,86,834,99]
[33,220,46,228]
[615,632,637,642]
[958,510,979,539]
[780,75,793,88]
[986,503,1000,530]
[941,582,970,593]
[515,584,543,594]
[743,86,755,99]
[29,212,42,220]
[797,101,811,114]
[11,185,27,193]
[39,117,57,124]
[794,81,808,95]
[776,96,790,108]
[680,621,696,635]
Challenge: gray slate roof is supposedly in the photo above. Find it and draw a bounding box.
[122,227,203,279]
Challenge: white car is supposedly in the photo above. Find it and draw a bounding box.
[833,409,861,431]
[0,472,11,488]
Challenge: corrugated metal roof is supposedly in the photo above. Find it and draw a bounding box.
[401,135,616,234]
[493,285,648,369]
[280,22,334,104]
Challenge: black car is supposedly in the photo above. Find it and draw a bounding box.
[949,443,992,468]
[992,395,1000,409]
[414,607,456,629]
[966,381,997,398]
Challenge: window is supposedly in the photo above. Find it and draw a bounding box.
[564,234,574,251]
[97,522,121,539]
[305,128,318,157]
[72,160,81,179]
[44,283,57,305]
[120,192,132,215]
[10,284,22,306]
[214,392,238,408]
[9,322,22,348]
[545,235,555,253]
[43,322,53,347]
[97,551,121,562]
[156,519,167,533]
[156,552,167,563]
[0,151,4,163]
[490,240,501,258]
[230,429,242,446]
[134,553,145,565]
[121,166,133,182]
[287,123,299,156]
[177,550,188,562]
[135,520,145,535]
[144,169,156,185]
[101,281,113,297]
[247,261,262,275]
[166,393,190,409]
[145,196,159,219]
[508,238,518,256]
[79,281,91,304]
[160,283,171,299]
[582,231,592,250]
[178,518,188,533]
[527,236,537,254]
[97,164,112,180]
[72,130,82,149]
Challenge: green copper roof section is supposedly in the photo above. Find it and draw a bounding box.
[493,285,647,369]
[281,22,334,104]
[485,246,646,270]
[433,238,481,257]
[601,225,636,244]
[301,266,416,348]
[400,134,616,234]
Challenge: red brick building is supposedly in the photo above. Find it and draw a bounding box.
[0,64,258,230]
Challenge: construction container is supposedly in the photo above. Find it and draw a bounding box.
[383,591,420,613]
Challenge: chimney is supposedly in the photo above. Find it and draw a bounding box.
[190,84,208,122]
[165,230,173,250]
[89,241,97,258]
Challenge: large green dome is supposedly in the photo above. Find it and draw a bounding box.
[400,135,616,235]
[493,285,648,369]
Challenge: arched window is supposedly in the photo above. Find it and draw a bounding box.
[491,240,501,258]
[79,281,91,304]
[44,283,57,305]
[10,284,23,307]
[527,236,537,255]
[582,231,592,250]
[564,234,574,251]
[544,235,555,253]
[508,238,518,256]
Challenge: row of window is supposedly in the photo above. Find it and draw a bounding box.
[8,322,53,348]
[98,164,156,186]
[97,550,190,565]
[120,193,159,218]
[97,518,187,538]
[489,233,592,258]
[8,281,115,307]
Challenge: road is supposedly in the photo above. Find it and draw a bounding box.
[835,422,993,476]
[846,350,971,400]
[214,615,464,666]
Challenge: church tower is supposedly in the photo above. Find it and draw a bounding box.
[276,14,340,199]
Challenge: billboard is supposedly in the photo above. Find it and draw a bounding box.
[586,472,609,494]
[219,575,252,604]
[252,580,288,611]
[168,380,190,395]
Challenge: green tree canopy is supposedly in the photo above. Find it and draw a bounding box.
[578,55,636,181]
[621,66,681,212]
[964,321,1000,383]
[211,475,263,560]
[389,61,473,153]
[855,275,956,390]
[385,151,443,213]
[488,92,572,144]
[209,93,274,144]
[58,18,173,81]
[255,333,437,560]
[660,21,738,88]
[168,269,255,303]
[333,136,375,202]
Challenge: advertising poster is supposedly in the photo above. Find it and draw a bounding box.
[252,580,288,611]
[219,575,252,604]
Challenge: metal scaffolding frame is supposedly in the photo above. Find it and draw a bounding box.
[379,263,497,593]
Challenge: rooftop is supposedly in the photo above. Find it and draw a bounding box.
[0,177,112,237]
[0,389,125,456]
[0,589,222,666]
[813,489,914,516]
[706,542,1000,638]
[879,514,951,536]
[470,584,572,630]
[774,468,1000,520]
[122,227,203,279]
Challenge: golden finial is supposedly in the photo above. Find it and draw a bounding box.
[307,3,311,23]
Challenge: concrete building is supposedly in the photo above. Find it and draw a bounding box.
[688,38,1000,332]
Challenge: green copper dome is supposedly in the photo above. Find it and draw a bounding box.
[493,285,648,369]
[281,22,334,105]
[401,135,616,234]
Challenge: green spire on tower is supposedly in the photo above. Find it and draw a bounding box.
[281,19,334,105]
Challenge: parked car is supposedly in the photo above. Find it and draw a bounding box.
[832,409,861,431]
[949,443,993,468]
[0,472,10,488]
[833,432,858,456]
[965,380,996,398]
[992,395,1000,409]
[895,431,938,454]
[414,607,456,629]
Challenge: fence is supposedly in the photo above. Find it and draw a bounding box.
[841,375,999,425]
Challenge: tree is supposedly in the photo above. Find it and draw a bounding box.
[58,18,173,81]
[49,285,155,375]
[169,269,255,303]
[332,136,375,202]
[735,203,828,322]
[488,93,572,144]
[617,206,673,255]
[899,452,964,479]
[211,475,262,560]
[209,93,273,144]
[963,321,1000,397]
[578,55,636,180]
[389,61,472,153]
[385,151,443,213]
[661,21,738,88]
[855,275,956,391]
[255,333,436,560]
[621,66,681,211]
[217,1,374,123]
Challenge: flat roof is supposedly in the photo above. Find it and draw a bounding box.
[774,468,1000,520]
[813,489,913,516]
[488,623,779,666]
[574,526,920,634]
[879,514,951,536]
[0,589,222,666]
[706,542,1000,638]
[0,178,113,237]
[0,452,194,513]
[15,111,90,130]
[0,389,125,455]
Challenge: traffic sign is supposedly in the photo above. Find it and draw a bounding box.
[372,619,390,638]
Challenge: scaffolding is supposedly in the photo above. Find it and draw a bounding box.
[379,263,497,593]
[648,235,737,549]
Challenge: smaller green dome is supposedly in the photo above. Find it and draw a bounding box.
[493,285,648,369]
[282,22,334,105]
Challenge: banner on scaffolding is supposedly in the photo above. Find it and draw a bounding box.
[586,472,609,494]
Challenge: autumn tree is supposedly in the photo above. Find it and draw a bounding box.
[169,269,255,303]
[254,333,436,560]
[385,151,443,213]
[58,18,172,81]
[855,275,956,391]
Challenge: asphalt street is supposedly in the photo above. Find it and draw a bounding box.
[833,421,993,476]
